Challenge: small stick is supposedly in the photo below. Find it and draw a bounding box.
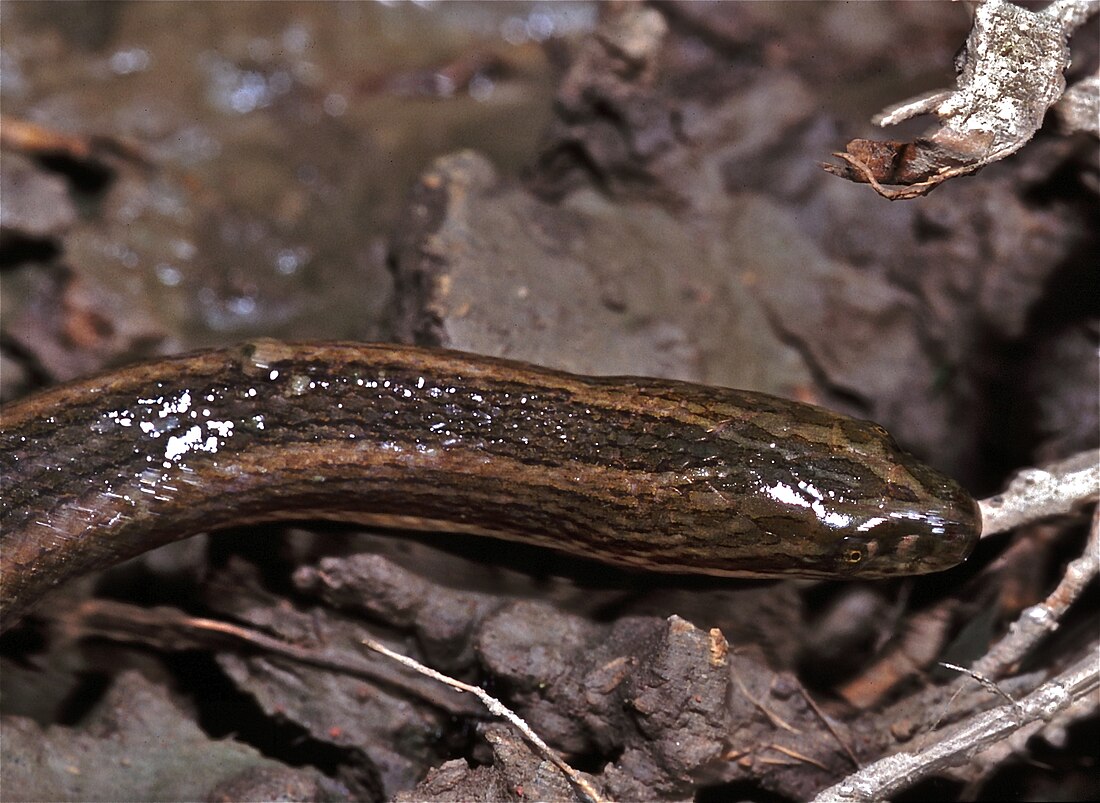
[978,449,1099,537]
[810,652,1099,803]
[362,637,607,803]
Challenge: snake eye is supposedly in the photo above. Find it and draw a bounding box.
[833,535,878,572]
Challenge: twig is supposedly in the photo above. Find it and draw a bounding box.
[810,651,1100,803]
[824,0,1100,195]
[362,637,607,803]
[55,599,482,716]
[937,663,1022,709]
[1052,72,1100,135]
[971,506,1099,678]
[815,504,1100,800]
[978,449,1099,537]
[798,685,861,770]
[731,665,801,734]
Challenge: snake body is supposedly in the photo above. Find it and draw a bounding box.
[0,341,980,629]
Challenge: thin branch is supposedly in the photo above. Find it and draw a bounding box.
[811,651,1100,803]
[814,504,1099,801]
[1047,0,1100,28]
[362,637,607,803]
[824,0,1100,195]
[972,506,1100,678]
[978,449,1099,537]
[55,599,482,716]
[799,685,861,770]
[1053,72,1100,135]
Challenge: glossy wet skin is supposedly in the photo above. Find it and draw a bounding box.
[0,341,981,629]
[586,378,982,579]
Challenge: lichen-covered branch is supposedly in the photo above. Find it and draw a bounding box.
[823,0,1099,199]
[810,650,1099,802]
[1053,73,1100,135]
[811,499,1099,802]
[978,449,1099,537]
[972,506,1099,678]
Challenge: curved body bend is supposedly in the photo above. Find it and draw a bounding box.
[0,341,980,629]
